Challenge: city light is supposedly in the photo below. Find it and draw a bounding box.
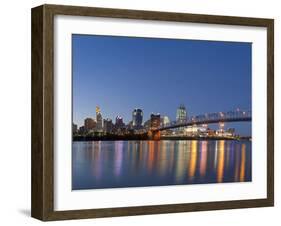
[73,105,251,141]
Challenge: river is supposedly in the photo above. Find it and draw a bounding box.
[72,140,251,190]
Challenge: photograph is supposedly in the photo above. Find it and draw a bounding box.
[30,3,274,221]
[71,34,252,190]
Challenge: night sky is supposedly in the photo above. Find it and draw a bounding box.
[72,34,252,136]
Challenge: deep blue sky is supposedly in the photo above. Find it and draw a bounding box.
[72,34,252,135]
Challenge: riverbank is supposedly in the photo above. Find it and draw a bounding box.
[73,135,251,141]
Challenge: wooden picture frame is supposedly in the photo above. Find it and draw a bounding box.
[31,4,274,221]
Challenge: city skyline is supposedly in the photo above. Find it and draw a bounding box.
[73,105,250,128]
[73,34,252,135]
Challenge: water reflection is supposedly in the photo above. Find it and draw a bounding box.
[174,141,187,183]
[217,140,225,183]
[114,141,123,177]
[199,141,208,178]
[188,141,197,181]
[72,140,252,190]
[240,144,246,182]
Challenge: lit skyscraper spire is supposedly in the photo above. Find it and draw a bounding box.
[96,106,100,114]
[96,106,103,132]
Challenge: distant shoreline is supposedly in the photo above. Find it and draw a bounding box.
[72,136,251,142]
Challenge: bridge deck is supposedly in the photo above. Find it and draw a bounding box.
[157,116,251,131]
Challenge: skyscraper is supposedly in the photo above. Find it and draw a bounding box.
[132,108,143,129]
[96,106,103,132]
[150,113,161,129]
[115,116,125,128]
[161,116,170,127]
[84,118,96,132]
[176,104,187,123]
[103,118,113,133]
[114,116,125,134]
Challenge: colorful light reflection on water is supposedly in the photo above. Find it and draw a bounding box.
[72,140,252,190]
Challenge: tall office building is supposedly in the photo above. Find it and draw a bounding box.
[161,116,170,126]
[103,118,113,133]
[176,104,187,123]
[96,106,103,132]
[114,116,125,134]
[150,113,161,129]
[84,118,96,132]
[115,116,125,129]
[132,108,143,129]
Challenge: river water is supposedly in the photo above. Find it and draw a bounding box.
[72,140,251,190]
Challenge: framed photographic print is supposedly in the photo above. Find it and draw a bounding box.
[31,4,274,221]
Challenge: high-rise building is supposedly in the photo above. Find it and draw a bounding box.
[115,116,125,129]
[132,108,143,129]
[150,113,161,129]
[114,116,125,134]
[176,104,187,123]
[84,118,96,132]
[103,118,113,133]
[96,106,103,132]
[161,116,170,127]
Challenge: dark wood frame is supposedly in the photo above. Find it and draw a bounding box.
[31,4,274,221]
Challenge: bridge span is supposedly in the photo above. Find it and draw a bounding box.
[158,116,251,131]
[147,110,251,139]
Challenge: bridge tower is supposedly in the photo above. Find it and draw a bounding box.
[148,130,161,140]
[149,113,161,140]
